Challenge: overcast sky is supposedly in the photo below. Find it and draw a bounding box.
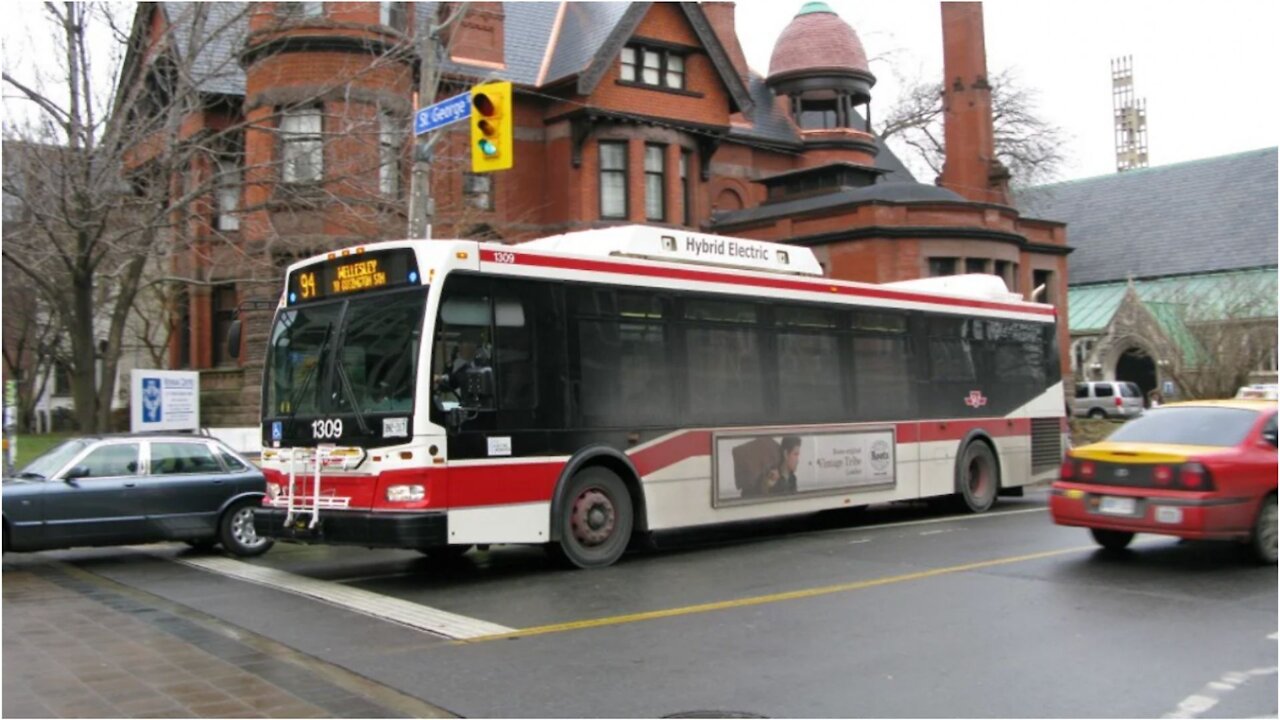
[736,0,1280,183]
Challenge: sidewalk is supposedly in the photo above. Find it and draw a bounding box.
[2,558,453,718]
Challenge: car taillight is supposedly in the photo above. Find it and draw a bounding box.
[1060,458,1076,480]
[1179,462,1212,490]
[1153,466,1173,486]
[1080,461,1096,480]
[1115,396,1123,407]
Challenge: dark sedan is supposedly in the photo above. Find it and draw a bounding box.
[3,434,272,557]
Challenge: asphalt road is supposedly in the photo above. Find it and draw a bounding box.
[7,488,1277,718]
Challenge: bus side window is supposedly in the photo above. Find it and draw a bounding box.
[435,291,496,410]
[494,296,535,410]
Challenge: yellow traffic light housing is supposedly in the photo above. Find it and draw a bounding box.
[470,81,513,173]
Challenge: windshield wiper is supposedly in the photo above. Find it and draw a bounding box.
[283,320,333,419]
[331,321,371,435]
[14,471,44,480]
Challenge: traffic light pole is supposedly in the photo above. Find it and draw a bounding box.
[408,24,439,240]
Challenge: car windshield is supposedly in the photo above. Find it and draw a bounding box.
[16,439,93,479]
[1107,406,1260,447]
[265,289,427,419]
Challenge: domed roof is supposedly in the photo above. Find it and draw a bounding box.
[767,2,871,80]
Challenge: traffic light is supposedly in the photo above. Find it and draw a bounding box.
[469,81,513,173]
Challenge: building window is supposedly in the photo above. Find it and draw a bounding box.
[965,258,989,274]
[928,257,958,277]
[599,141,628,219]
[280,107,323,184]
[175,287,191,369]
[379,2,406,29]
[212,285,237,367]
[644,144,665,221]
[680,149,692,226]
[994,260,1017,291]
[279,2,323,19]
[1033,269,1056,306]
[215,158,240,231]
[463,172,494,210]
[620,44,685,90]
[378,110,400,196]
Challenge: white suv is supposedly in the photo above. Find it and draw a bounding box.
[1072,381,1145,419]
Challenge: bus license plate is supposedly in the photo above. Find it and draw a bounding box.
[1098,496,1136,516]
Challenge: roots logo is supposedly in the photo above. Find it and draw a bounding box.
[964,390,988,409]
[870,440,891,472]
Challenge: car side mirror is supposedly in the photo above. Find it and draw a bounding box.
[63,465,90,482]
[1261,430,1278,448]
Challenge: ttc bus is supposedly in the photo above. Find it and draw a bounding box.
[253,226,1066,567]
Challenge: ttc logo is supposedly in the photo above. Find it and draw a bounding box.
[964,390,988,409]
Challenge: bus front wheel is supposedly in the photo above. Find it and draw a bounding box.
[550,467,633,569]
[956,441,999,513]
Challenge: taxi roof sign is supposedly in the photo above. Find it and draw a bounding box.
[518,225,824,276]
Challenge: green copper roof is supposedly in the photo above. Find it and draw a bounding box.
[797,2,835,15]
[1068,267,1278,334]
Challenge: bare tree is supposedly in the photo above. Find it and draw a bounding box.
[879,67,1067,188]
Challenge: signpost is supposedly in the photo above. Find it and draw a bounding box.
[414,92,471,136]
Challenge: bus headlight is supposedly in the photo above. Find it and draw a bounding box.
[386,484,425,502]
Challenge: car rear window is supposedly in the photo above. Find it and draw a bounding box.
[1107,406,1260,447]
[1121,383,1140,398]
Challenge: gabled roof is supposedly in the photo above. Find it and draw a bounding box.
[543,3,633,85]
[1017,148,1278,285]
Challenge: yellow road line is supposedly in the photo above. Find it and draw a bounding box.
[458,544,1094,644]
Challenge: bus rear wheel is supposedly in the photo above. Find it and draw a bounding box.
[956,441,999,513]
[550,467,633,569]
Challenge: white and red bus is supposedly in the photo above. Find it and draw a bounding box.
[253,226,1066,567]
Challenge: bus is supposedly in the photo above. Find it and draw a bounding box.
[253,225,1066,568]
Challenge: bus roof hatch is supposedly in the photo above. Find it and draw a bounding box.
[517,225,824,276]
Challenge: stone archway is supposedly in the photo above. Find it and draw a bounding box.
[1116,346,1157,405]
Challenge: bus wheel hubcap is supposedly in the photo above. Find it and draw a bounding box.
[571,489,615,546]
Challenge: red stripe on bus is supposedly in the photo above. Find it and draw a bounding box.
[629,431,713,476]
[479,249,1056,318]
[444,461,564,508]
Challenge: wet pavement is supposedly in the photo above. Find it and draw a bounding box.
[2,557,454,718]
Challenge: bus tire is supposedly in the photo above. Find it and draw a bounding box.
[549,466,633,569]
[956,440,999,513]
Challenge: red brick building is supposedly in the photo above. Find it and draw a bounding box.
[121,1,1069,426]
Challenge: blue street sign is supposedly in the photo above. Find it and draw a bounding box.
[415,92,472,135]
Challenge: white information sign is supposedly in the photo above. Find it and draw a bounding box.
[130,370,200,433]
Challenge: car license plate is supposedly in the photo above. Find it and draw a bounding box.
[1098,496,1137,516]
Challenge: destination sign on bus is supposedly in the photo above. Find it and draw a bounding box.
[286,248,421,304]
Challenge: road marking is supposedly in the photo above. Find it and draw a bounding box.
[813,506,1047,537]
[1164,665,1278,719]
[457,544,1094,644]
[171,555,515,640]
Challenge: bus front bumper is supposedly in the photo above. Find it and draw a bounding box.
[253,508,448,549]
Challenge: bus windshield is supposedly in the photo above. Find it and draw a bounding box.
[265,290,427,421]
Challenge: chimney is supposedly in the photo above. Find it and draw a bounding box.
[701,2,750,85]
[938,2,1009,205]
[440,2,506,68]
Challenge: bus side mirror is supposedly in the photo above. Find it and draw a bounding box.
[227,320,242,360]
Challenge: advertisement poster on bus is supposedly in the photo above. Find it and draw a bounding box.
[714,428,895,504]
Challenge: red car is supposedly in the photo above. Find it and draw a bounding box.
[1050,399,1277,563]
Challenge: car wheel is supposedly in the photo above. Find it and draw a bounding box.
[956,441,999,513]
[1249,494,1277,564]
[219,499,274,558]
[1088,408,1106,420]
[549,467,633,569]
[1090,528,1134,551]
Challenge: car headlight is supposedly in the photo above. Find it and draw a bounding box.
[266,483,281,499]
[386,484,425,502]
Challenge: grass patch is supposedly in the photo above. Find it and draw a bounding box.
[8,434,76,470]
[1069,418,1122,448]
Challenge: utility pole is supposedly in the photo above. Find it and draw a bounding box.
[408,4,468,240]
